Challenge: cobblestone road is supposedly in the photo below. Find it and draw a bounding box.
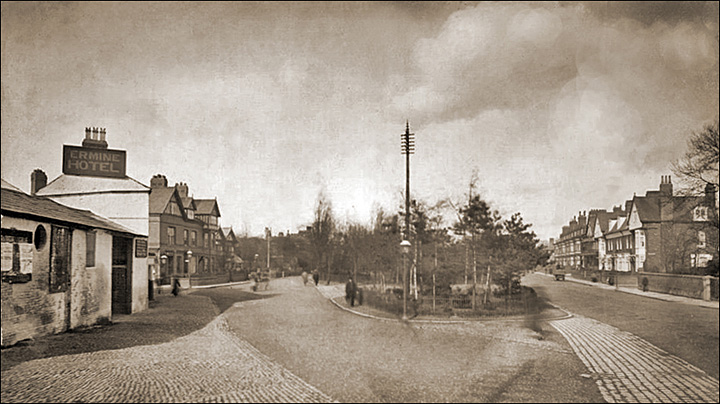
[1,316,336,403]
[551,315,719,403]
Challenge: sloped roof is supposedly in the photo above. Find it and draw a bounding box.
[2,187,142,236]
[633,196,660,223]
[36,174,149,196]
[221,227,237,242]
[195,199,221,217]
[1,179,24,193]
[149,187,177,215]
[180,197,196,210]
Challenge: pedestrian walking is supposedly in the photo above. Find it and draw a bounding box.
[345,277,357,307]
[312,269,319,286]
[172,277,181,297]
[301,271,309,286]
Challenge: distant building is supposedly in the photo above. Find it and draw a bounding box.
[2,180,146,347]
[554,212,587,269]
[556,175,718,274]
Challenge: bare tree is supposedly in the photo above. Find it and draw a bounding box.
[310,191,335,283]
[672,120,719,196]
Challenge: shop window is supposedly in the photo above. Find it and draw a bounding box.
[49,226,71,293]
[86,231,96,267]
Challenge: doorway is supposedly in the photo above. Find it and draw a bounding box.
[111,236,132,315]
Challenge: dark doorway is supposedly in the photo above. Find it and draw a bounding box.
[112,236,132,315]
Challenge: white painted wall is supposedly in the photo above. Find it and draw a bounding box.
[48,192,149,237]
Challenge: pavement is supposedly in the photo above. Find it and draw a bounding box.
[534,271,720,309]
[1,280,336,403]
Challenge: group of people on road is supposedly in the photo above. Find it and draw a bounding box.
[301,270,320,286]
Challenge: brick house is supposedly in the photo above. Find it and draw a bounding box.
[554,212,587,269]
[626,176,717,273]
[592,205,627,271]
[194,199,222,273]
[148,175,205,284]
[2,180,147,347]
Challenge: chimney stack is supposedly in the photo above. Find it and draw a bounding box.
[30,169,47,195]
[82,127,109,149]
[150,174,168,188]
[175,182,189,198]
[659,175,673,196]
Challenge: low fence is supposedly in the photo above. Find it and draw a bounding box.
[361,287,542,318]
[637,272,718,301]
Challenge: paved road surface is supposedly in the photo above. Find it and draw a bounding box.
[525,273,719,403]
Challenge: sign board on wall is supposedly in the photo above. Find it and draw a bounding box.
[135,239,148,258]
[62,145,126,178]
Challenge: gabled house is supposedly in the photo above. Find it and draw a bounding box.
[593,205,626,271]
[195,199,222,273]
[626,176,717,273]
[222,226,243,271]
[148,175,204,284]
[2,180,147,347]
[603,201,634,272]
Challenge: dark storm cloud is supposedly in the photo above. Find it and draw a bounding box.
[580,1,719,26]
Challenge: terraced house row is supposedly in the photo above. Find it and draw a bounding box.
[149,174,243,286]
[553,176,718,274]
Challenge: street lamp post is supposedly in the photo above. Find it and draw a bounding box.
[400,239,411,321]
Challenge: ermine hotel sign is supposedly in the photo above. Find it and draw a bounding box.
[62,145,126,178]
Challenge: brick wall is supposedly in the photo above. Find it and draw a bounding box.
[1,217,114,347]
[637,272,705,299]
[1,219,68,347]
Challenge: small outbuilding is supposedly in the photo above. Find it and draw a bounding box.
[1,180,147,347]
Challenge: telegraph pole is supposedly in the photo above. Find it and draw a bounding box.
[401,120,415,320]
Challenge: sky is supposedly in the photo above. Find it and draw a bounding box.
[2,1,718,240]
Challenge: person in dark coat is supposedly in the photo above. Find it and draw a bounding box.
[345,277,357,307]
[172,278,181,297]
[312,269,320,286]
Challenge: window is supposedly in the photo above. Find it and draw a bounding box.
[186,210,194,220]
[183,229,188,245]
[166,202,181,216]
[49,226,71,293]
[86,231,96,267]
[167,227,176,245]
[204,233,209,248]
[698,231,706,249]
[693,206,708,221]
[191,231,197,247]
[209,216,217,225]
